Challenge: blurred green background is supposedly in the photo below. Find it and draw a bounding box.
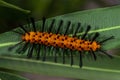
[0,0,119,33]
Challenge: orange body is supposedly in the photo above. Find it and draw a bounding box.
[22,31,100,51]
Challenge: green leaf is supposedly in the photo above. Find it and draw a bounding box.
[0,71,28,80]
[0,5,120,80]
[0,56,120,80]
[0,0,30,14]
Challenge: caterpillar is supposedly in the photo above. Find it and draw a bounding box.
[9,17,114,68]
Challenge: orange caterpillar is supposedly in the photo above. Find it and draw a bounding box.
[22,32,100,51]
[9,17,114,67]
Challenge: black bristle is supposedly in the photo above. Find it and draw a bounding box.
[81,25,91,39]
[79,51,83,68]
[42,17,46,32]
[17,42,29,54]
[12,30,23,35]
[36,44,41,60]
[64,21,71,35]
[22,43,29,53]
[91,32,99,42]
[56,20,63,34]
[42,46,47,61]
[8,41,23,51]
[90,50,97,61]
[30,17,36,32]
[27,17,30,27]
[48,19,55,33]
[54,48,58,63]
[99,36,114,44]
[27,44,34,58]
[99,49,113,59]
[62,49,66,64]
[70,50,73,66]
[73,22,81,37]
[19,25,28,34]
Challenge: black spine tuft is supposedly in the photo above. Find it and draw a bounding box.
[36,44,41,60]
[30,17,36,32]
[48,19,55,33]
[79,51,83,68]
[99,36,114,44]
[73,22,81,37]
[99,49,113,59]
[64,21,71,35]
[8,41,23,51]
[19,25,28,34]
[42,17,46,32]
[56,20,63,34]
[42,46,47,61]
[90,50,97,60]
[12,30,23,35]
[70,51,74,66]
[62,49,66,64]
[27,44,34,58]
[91,32,99,43]
[81,25,91,39]
[17,42,29,54]
[54,48,58,63]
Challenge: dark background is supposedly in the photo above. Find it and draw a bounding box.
[0,0,119,33]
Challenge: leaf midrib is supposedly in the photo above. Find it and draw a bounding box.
[69,25,120,36]
[0,56,120,73]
